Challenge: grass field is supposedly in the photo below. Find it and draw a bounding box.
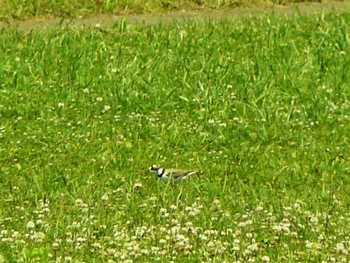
[1,9,350,262]
[0,0,326,20]
[2,0,249,19]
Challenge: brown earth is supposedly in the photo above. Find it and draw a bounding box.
[1,1,350,33]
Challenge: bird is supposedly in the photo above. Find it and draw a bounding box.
[149,164,201,183]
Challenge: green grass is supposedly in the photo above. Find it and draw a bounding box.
[1,11,350,262]
[0,0,322,20]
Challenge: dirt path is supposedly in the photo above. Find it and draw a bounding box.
[1,1,350,33]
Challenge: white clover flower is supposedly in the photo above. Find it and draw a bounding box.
[101,193,109,201]
[26,220,35,229]
[232,245,240,252]
[261,255,270,262]
[247,243,258,252]
[243,248,251,257]
[305,240,313,249]
[52,242,60,249]
[76,237,86,243]
[31,231,45,242]
[170,205,177,210]
[170,219,179,226]
[159,207,168,216]
[309,215,319,224]
[141,249,149,255]
[170,226,180,235]
[199,234,207,241]
[335,242,345,253]
[212,199,221,207]
[272,224,282,233]
[246,233,253,239]
[204,230,211,236]
[188,211,196,217]
[185,222,193,228]
[0,230,8,237]
[255,205,264,212]
[75,198,84,205]
[318,234,325,241]
[148,196,157,202]
[222,212,231,218]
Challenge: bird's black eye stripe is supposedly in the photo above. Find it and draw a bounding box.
[158,168,165,177]
[150,165,158,171]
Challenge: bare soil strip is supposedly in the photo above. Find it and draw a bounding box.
[1,1,350,32]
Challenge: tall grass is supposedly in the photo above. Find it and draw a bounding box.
[1,11,350,262]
